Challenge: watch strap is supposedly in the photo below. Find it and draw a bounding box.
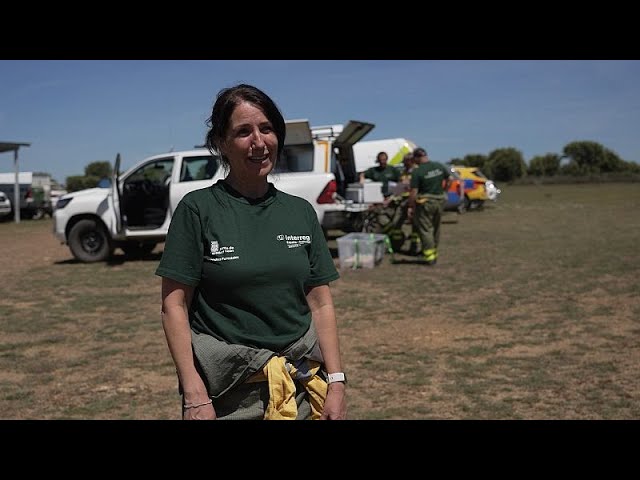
[326,372,347,384]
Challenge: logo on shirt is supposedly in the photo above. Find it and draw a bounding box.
[205,239,238,262]
[277,233,311,249]
[423,168,444,179]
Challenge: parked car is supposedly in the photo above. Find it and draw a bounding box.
[451,166,501,209]
[0,172,38,219]
[0,191,11,220]
[445,168,465,213]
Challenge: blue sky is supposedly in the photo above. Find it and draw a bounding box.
[1,60,639,184]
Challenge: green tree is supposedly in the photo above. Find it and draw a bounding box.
[85,161,112,179]
[559,162,585,176]
[463,154,487,169]
[64,161,113,192]
[65,175,101,192]
[600,148,625,173]
[485,147,526,182]
[528,153,561,176]
[621,159,640,173]
[562,141,628,174]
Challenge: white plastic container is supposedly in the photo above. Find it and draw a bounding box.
[336,232,387,269]
[344,182,384,203]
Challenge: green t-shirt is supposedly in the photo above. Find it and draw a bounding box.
[155,180,339,351]
[364,165,401,195]
[410,161,450,195]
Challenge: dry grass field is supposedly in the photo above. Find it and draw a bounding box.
[1,183,639,419]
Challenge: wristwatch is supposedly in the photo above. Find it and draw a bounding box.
[326,372,347,384]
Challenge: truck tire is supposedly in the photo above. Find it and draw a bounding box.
[68,219,113,263]
[121,241,157,258]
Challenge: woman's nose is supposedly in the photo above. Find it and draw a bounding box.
[251,130,265,148]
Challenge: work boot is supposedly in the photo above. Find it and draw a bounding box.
[423,248,437,265]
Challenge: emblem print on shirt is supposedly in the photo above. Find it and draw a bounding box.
[277,233,311,249]
[204,240,238,262]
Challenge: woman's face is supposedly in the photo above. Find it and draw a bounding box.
[222,101,278,179]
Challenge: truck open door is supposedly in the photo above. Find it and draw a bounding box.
[284,119,313,146]
[111,153,123,234]
[332,120,375,193]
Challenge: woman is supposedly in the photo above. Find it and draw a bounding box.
[155,84,347,420]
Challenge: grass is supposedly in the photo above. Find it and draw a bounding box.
[0,183,639,419]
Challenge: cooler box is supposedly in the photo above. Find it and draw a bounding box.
[344,182,384,203]
[337,233,387,269]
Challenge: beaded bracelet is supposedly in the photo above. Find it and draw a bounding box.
[183,398,213,409]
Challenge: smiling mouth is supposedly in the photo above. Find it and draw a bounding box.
[248,154,269,162]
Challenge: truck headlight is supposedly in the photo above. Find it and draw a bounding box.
[56,197,72,209]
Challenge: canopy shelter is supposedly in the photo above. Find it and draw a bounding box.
[0,142,31,223]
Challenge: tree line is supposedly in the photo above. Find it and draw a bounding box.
[449,140,640,183]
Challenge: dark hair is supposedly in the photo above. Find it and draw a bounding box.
[376,151,388,163]
[413,147,427,157]
[204,83,286,170]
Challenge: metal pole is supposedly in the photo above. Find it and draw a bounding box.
[14,148,20,223]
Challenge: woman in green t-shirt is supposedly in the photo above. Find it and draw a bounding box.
[156,84,347,420]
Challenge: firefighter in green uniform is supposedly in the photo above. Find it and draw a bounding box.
[407,147,451,265]
[387,153,420,254]
[359,151,401,197]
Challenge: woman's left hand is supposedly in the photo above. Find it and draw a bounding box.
[320,383,347,420]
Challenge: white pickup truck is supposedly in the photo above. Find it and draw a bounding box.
[53,120,375,262]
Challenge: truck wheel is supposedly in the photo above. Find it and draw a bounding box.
[68,219,113,262]
[121,241,157,258]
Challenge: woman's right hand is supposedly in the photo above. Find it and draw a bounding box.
[182,387,216,420]
[183,402,216,420]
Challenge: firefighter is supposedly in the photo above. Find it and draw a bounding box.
[398,152,417,190]
[359,151,401,197]
[386,153,420,255]
[407,147,451,265]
